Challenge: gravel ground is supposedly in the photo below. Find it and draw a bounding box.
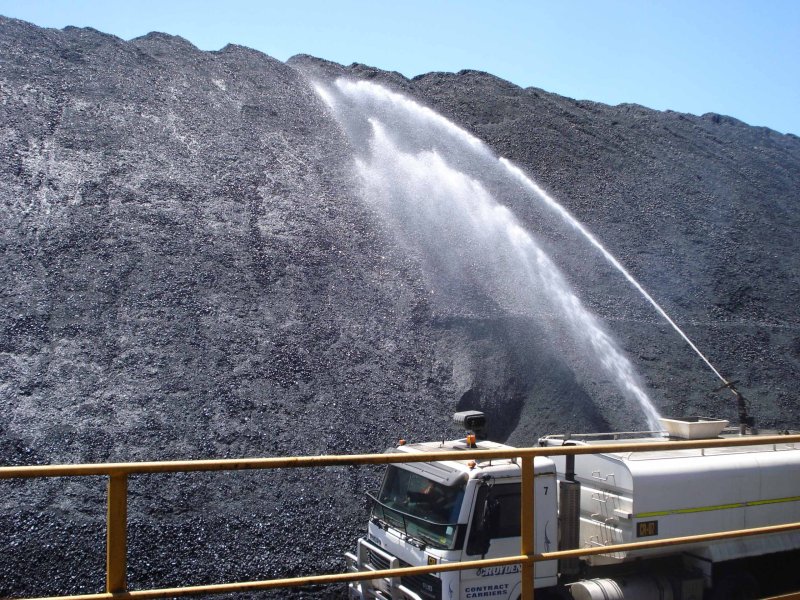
[1,17,798,598]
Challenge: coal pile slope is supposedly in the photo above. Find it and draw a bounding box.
[1,17,603,597]
[1,16,799,597]
[293,56,800,439]
[0,17,458,597]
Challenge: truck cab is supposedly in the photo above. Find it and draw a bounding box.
[346,434,558,600]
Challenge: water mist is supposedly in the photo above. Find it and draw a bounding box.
[316,78,663,430]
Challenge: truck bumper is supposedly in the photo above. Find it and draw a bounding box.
[345,538,424,600]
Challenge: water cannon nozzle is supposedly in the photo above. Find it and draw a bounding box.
[713,379,740,393]
[712,379,756,434]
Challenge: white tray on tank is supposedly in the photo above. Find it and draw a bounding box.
[659,417,729,440]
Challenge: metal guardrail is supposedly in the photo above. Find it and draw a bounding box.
[2,433,800,600]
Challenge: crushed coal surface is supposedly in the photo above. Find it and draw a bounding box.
[1,16,799,598]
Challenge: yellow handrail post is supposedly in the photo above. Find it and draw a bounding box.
[106,474,128,594]
[520,456,535,600]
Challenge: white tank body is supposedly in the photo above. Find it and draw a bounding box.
[546,438,800,565]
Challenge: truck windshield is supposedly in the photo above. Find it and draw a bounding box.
[369,465,466,550]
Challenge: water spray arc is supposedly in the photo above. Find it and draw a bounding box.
[499,159,730,388]
[498,159,758,430]
[316,78,664,430]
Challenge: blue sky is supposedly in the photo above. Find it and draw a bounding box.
[1,0,798,134]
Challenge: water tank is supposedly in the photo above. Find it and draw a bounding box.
[570,575,674,600]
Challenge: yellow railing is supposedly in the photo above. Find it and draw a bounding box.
[2,433,800,600]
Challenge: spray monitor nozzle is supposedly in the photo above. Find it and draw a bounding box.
[712,379,755,433]
[713,380,740,393]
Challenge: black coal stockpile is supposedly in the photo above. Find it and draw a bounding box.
[1,16,798,598]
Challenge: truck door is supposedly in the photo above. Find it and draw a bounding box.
[460,483,522,599]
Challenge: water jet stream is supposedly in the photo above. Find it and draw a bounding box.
[499,160,729,388]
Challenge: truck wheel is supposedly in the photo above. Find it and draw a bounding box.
[709,571,759,600]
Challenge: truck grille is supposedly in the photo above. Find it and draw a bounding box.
[366,549,441,600]
[367,548,391,571]
[401,572,441,600]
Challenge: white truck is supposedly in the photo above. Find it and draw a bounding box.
[345,411,800,600]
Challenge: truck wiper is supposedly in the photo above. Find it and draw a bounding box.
[369,509,428,549]
[366,493,460,550]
